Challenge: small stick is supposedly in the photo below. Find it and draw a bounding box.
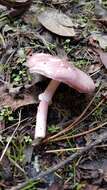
[9,131,107,190]
[44,85,102,142]
[0,110,21,162]
[46,144,107,153]
[47,98,104,142]
[52,120,107,142]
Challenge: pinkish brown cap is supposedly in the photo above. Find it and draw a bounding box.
[26,53,95,93]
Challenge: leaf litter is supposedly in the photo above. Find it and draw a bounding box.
[93,48,107,69]
[0,0,107,189]
[89,32,107,49]
[38,9,76,37]
[0,84,37,110]
[94,0,107,26]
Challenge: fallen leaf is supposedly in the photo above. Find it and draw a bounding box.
[94,1,107,26]
[93,48,107,69]
[90,32,107,50]
[38,9,75,37]
[78,157,107,184]
[95,2,107,19]
[0,85,37,110]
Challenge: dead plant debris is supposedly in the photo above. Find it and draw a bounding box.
[38,9,76,37]
[0,0,107,189]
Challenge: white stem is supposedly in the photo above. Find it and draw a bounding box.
[35,100,48,138]
[35,80,60,139]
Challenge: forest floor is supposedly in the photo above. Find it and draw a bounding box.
[0,0,107,189]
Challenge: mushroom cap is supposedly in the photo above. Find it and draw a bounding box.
[26,53,95,93]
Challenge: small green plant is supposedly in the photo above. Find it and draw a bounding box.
[48,125,60,133]
[24,135,32,144]
[74,59,89,69]
[0,106,14,122]
[9,136,25,163]
[92,107,103,120]
[21,180,40,190]
[11,48,32,85]
[79,15,88,25]
[47,42,56,52]
[12,68,27,83]
[92,97,104,120]
[11,65,32,85]
[63,39,71,53]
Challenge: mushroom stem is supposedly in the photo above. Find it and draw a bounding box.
[35,80,60,139]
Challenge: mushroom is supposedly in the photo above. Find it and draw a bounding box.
[26,53,95,139]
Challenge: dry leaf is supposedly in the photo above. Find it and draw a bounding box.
[0,86,37,110]
[38,9,75,37]
[78,157,107,184]
[90,32,107,50]
[95,1,107,26]
[95,2,107,19]
[94,48,107,69]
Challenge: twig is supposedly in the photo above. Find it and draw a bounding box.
[0,117,29,133]
[50,98,104,142]
[46,147,83,153]
[9,131,107,190]
[46,144,107,154]
[50,118,107,142]
[0,110,21,162]
[7,155,26,176]
[44,85,102,142]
